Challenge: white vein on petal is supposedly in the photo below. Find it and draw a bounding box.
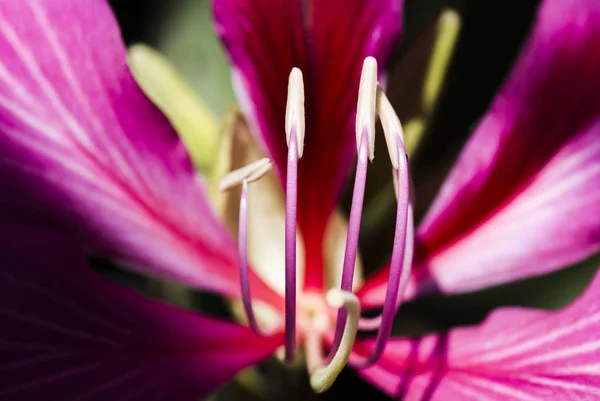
[508,339,600,369]
[0,60,42,111]
[461,312,600,364]
[454,375,541,401]
[517,375,600,395]
[0,19,95,150]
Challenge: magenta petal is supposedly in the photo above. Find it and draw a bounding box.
[0,0,280,304]
[356,267,600,401]
[214,0,402,288]
[362,0,600,303]
[0,225,282,401]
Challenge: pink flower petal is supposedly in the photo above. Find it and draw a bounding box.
[360,0,600,305]
[213,0,402,288]
[0,0,280,305]
[0,225,283,400]
[356,266,600,401]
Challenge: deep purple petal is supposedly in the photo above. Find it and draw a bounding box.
[214,0,402,289]
[356,266,600,401]
[0,0,281,305]
[360,0,600,305]
[0,225,282,401]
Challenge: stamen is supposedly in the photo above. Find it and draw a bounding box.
[283,67,305,362]
[329,57,379,357]
[220,159,274,335]
[309,289,360,393]
[237,180,265,335]
[285,68,305,158]
[355,136,410,367]
[356,57,378,161]
[284,123,299,362]
[357,86,415,332]
[218,158,272,192]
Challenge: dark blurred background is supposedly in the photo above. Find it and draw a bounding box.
[104,1,599,399]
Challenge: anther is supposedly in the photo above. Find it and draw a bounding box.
[309,289,360,393]
[285,68,305,158]
[218,158,272,192]
[377,86,405,170]
[356,57,378,161]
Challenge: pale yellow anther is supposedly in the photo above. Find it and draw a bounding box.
[356,57,378,161]
[376,85,405,170]
[285,68,305,158]
[310,289,360,393]
[218,158,272,192]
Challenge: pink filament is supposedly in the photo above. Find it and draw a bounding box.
[328,130,370,359]
[285,128,298,361]
[357,206,413,331]
[356,136,410,367]
[238,180,264,335]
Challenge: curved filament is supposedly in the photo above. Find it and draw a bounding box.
[307,290,360,393]
[238,180,265,335]
[356,136,410,367]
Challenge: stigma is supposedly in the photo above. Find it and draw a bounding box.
[219,57,413,392]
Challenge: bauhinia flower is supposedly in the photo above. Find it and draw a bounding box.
[0,0,599,400]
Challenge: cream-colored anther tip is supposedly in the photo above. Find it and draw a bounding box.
[356,57,378,161]
[285,67,305,158]
[218,158,272,192]
[376,86,405,169]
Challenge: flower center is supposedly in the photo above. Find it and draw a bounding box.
[219,57,414,392]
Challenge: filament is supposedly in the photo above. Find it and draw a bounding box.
[237,180,265,335]
[355,136,410,367]
[285,127,299,361]
[328,130,370,358]
[357,204,413,331]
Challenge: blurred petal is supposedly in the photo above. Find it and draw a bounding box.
[214,0,402,288]
[128,44,220,172]
[357,267,600,401]
[0,0,280,305]
[0,225,282,401]
[361,0,600,304]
